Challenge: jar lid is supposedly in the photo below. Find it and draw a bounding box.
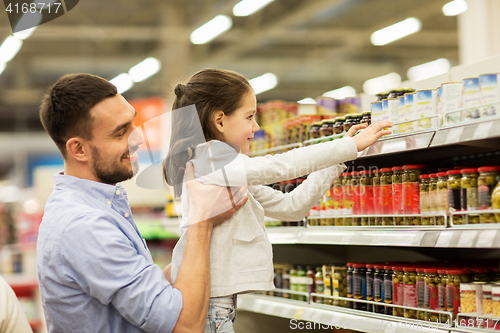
[430,173,438,178]
[352,263,366,268]
[352,171,359,176]
[374,265,386,270]
[403,164,426,170]
[447,268,468,275]
[437,172,448,177]
[383,265,393,270]
[366,264,375,269]
[438,269,448,274]
[447,170,462,175]
[420,174,430,179]
[424,268,438,274]
[416,267,427,272]
[380,167,392,172]
[392,166,402,171]
[478,166,500,173]
[372,169,381,174]
[492,286,500,294]
[461,168,478,174]
[339,173,345,177]
[298,178,305,183]
[460,283,476,291]
[483,284,492,292]
[343,172,352,177]
[403,267,416,272]
[346,262,353,267]
[467,267,489,274]
[392,266,405,271]
[359,170,372,175]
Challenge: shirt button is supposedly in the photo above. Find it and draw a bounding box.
[107,200,111,206]
[124,213,130,218]
[116,190,121,195]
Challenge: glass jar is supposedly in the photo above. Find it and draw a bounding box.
[309,122,322,139]
[343,172,353,224]
[372,169,382,225]
[416,267,426,320]
[333,266,347,307]
[374,265,385,314]
[359,170,374,217]
[346,263,354,308]
[429,173,439,215]
[282,266,291,299]
[438,269,448,323]
[297,265,307,301]
[469,267,489,282]
[493,285,500,317]
[483,284,493,315]
[306,266,315,294]
[461,168,479,224]
[320,119,335,137]
[403,267,418,319]
[424,268,439,322]
[360,111,371,125]
[478,166,500,223]
[388,88,415,99]
[446,268,470,319]
[436,172,449,225]
[448,170,463,225]
[351,172,361,226]
[323,265,333,305]
[402,165,425,218]
[343,114,355,133]
[392,266,405,317]
[420,174,431,225]
[314,266,324,303]
[380,168,394,222]
[384,265,394,315]
[353,263,367,311]
[333,175,344,226]
[493,175,500,223]
[333,117,345,135]
[392,166,404,219]
[274,266,283,297]
[290,265,298,300]
[366,264,375,312]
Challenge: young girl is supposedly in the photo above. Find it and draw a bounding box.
[164,68,391,333]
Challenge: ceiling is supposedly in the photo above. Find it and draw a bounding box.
[0,0,459,133]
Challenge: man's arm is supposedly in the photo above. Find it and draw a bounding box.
[172,162,247,333]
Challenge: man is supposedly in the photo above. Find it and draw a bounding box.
[37,73,246,333]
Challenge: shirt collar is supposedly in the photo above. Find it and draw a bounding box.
[53,172,126,203]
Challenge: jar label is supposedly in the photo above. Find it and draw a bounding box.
[462,187,479,211]
[346,274,352,297]
[446,284,460,313]
[360,186,374,215]
[420,190,429,213]
[381,184,393,214]
[424,284,438,310]
[417,280,425,307]
[333,186,344,210]
[384,279,393,303]
[374,277,384,302]
[367,276,374,300]
[354,275,367,300]
[374,185,382,214]
[403,182,420,214]
[478,184,495,209]
[393,282,404,305]
[393,183,403,214]
[315,280,324,294]
[438,284,447,311]
[404,284,417,307]
[448,188,461,211]
[437,188,448,212]
[352,186,361,215]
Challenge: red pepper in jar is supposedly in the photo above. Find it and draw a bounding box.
[359,170,374,215]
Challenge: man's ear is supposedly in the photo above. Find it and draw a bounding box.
[66,137,89,163]
[213,111,225,134]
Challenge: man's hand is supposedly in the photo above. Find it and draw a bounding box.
[184,161,248,226]
[345,121,393,152]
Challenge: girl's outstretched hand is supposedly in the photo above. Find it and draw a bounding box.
[344,121,393,152]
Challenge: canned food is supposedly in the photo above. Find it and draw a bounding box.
[441,82,463,124]
[371,101,383,125]
[460,283,477,313]
[462,77,481,119]
[404,93,416,132]
[416,89,438,130]
[479,73,500,117]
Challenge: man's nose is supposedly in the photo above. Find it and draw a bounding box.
[129,126,145,147]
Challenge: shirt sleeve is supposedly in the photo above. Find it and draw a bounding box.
[59,213,182,333]
[249,163,346,221]
[191,137,358,187]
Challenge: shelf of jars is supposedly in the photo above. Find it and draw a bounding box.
[238,291,453,333]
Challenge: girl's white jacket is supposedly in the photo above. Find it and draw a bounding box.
[170,136,358,297]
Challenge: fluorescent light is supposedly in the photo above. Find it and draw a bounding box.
[443,0,468,16]
[371,17,421,46]
[0,62,6,75]
[407,58,450,82]
[0,36,23,63]
[110,73,134,94]
[298,98,316,105]
[190,15,232,45]
[249,73,278,95]
[323,86,356,99]
[129,57,161,83]
[13,12,42,39]
[363,72,401,95]
[233,0,274,16]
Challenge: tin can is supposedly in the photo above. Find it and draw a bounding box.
[398,95,405,134]
[404,93,416,132]
[479,73,500,117]
[441,82,463,124]
[460,283,477,314]
[371,101,383,124]
[493,285,500,317]
[416,89,438,130]
[437,86,443,117]
[462,77,481,120]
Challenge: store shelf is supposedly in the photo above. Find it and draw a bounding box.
[237,294,447,333]
[359,130,436,158]
[430,117,500,147]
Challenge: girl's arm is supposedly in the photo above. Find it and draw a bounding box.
[249,164,344,221]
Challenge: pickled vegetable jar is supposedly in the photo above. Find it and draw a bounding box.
[392,266,405,317]
[384,266,394,315]
[374,265,385,314]
[446,268,470,318]
[461,168,479,224]
[320,119,335,137]
[351,172,361,226]
[424,268,439,322]
[353,263,367,311]
[373,169,382,225]
[392,166,404,215]
[478,166,500,223]
[346,263,354,308]
[332,266,347,307]
[438,269,448,323]
[333,117,345,135]
[436,172,449,225]
[447,170,463,225]
[429,173,439,214]
[420,174,431,225]
[359,170,374,216]
[402,164,425,215]
[343,172,353,218]
[416,267,426,320]
[366,264,375,312]
[403,267,417,319]
[381,168,394,216]
[333,175,344,226]
[309,122,322,139]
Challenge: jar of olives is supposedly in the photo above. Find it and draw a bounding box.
[374,265,385,314]
[314,266,324,303]
[343,172,353,218]
[438,269,448,323]
[392,266,405,317]
[322,265,333,305]
[402,165,426,217]
[420,175,431,225]
[309,122,322,139]
[416,267,426,320]
[360,111,371,125]
[429,173,439,218]
[384,265,394,315]
[359,170,374,216]
[424,268,440,322]
[469,267,489,282]
[353,263,367,311]
[380,168,394,217]
[461,168,479,224]
[320,119,335,137]
[478,166,500,223]
[366,264,375,311]
[346,263,354,308]
[446,268,470,319]
[493,175,500,223]
[333,117,345,135]
[392,166,404,215]
[448,170,463,225]
[403,267,418,319]
[332,266,347,307]
[436,172,449,225]
[351,172,361,226]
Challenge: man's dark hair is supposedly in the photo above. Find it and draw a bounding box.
[39,73,117,157]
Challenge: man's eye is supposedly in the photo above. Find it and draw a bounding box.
[248,115,253,119]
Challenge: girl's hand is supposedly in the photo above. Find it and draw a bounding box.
[344,121,393,152]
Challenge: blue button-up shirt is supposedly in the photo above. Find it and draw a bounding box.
[37,173,182,333]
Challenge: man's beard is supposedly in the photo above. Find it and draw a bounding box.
[90,146,139,185]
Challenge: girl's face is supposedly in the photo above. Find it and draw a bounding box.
[220,90,260,154]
